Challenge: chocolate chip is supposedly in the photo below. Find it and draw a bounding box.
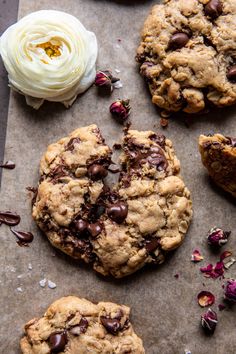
[87,164,108,181]
[169,33,189,50]
[0,160,15,169]
[74,219,88,236]
[145,238,159,253]
[49,332,67,353]
[87,222,103,238]
[204,0,222,19]
[227,65,236,82]
[78,317,89,333]
[0,211,21,226]
[10,229,34,246]
[107,202,128,224]
[100,317,121,335]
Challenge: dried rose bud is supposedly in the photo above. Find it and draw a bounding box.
[110,99,131,123]
[95,70,119,93]
[207,227,230,247]
[224,279,236,303]
[201,308,218,334]
[197,291,215,307]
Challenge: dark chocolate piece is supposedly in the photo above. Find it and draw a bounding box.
[87,222,103,238]
[100,317,121,335]
[107,202,128,224]
[65,137,81,151]
[78,317,89,333]
[0,211,21,226]
[145,238,159,253]
[10,229,34,246]
[49,332,67,353]
[169,33,190,49]
[87,164,108,181]
[204,0,223,19]
[227,65,236,82]
[0,161,15,169]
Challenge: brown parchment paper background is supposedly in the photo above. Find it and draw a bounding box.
[0,0,236,353]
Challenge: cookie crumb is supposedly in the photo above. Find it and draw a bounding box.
[17,287,23,292]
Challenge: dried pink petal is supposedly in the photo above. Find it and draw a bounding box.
[200,262,224,279]
[191,250,204,262]
[200,264,213,278]
[224,279,236,303]
[174,273,179,279]
[197,291,215,307]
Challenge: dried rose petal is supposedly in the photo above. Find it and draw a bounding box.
[191,250,204,262]
[197,291,215,307]
[201,308,218,334]
[200,262,224,279]
[207,227,230,247]
[224,279,236,303]
[110,99,131,123]
[174,273,179,279]
[220,250,232,261]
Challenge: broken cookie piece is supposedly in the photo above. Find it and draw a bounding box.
[199,134,236,198]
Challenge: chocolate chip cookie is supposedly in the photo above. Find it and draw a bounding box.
[199,133,236,197]
[20,296,145,353]
[32,124,192,278]
[137,0,236,114]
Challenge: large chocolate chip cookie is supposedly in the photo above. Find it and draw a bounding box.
[20,296,145,353]
[137,0,236,114]
[32,124,192,278]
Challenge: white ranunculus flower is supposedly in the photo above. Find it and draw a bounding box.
[0,10,98,109]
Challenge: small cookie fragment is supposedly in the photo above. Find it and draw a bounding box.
[199,134,236,197]
[32,124,192,278]
[137,0,236,114]
[20,296,145,354]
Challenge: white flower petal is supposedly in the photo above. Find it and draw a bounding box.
[0,10,97,109]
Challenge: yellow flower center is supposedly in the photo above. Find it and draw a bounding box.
[37,42,61,58]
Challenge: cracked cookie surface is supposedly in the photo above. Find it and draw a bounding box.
[199,133,236,197]
[20,296,145,354]
[137,0,236,114]
[32,124,192,278]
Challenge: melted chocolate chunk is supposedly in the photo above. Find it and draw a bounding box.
[49,332,67,353]
[0,211,21,226]
[204,0,222,19]
[26,187,38,206]
[113,143,122,150]
[78,317,89,333]
[0,160,15,169]
[87,222,103,238]
[87,164,108,181]
[11,229,34,246]
[107,202,128,224]
[169,33,190,50]
[100,317,121,335]
[149,133,166,147]
[227,65,236,82]
[128,145,167,171]
[145,238,160,253]
[65,137,81,151]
